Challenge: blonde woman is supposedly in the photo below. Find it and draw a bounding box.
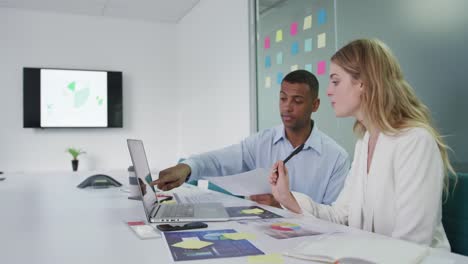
[270,39,454,249]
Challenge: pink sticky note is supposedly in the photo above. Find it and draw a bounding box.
[264,37,270,49]
[317,61,326,75]
[290,22,298,36]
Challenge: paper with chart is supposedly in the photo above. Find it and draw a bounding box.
[164,229,263,261]
[203,168,271,196]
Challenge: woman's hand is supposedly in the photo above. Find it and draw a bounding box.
[269,161,302,214]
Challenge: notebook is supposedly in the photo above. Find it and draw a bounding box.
[127,139,229,223]
[284,234,429,264]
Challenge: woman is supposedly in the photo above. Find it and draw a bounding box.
[270,38,454,249]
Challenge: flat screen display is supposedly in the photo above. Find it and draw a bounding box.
[23,67,123,128]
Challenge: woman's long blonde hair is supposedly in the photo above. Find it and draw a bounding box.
[331,38,455,195]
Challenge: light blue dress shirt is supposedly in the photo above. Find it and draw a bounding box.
[183,123,350,204]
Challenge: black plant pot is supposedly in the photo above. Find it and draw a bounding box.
[72,160,79,171]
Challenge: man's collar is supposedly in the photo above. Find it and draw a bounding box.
[273,121,322,155]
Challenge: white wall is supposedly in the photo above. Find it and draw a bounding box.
[0,8,180,172]
[176,0,251,157]
[0,0,252,173]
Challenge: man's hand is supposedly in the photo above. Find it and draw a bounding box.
[150,163,191,191]
[249,193,282,208]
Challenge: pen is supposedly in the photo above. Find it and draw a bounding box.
[273,143,305,172]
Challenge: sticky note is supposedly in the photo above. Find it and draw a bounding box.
[264,36,270,49]
[161,200,176,204]
[317,60,326,75]
[171,240,213,250]
[304,38,312,52]
[303,15,312,30]
[241,208,264,214]
[276,72,283,84]
[265,56,271,68]
[290,22,298,36]
[317,33,326,48]
[291,41,299,55]
[265,76,271,88]
[305,64,312,72]
[290,65,299,71]
[222,232,257,240]
[318,8,326,25]
[248,253,284,264]
[276,52,283,65]
[275,30,283,42]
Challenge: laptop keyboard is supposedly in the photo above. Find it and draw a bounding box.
[159,204,194,218]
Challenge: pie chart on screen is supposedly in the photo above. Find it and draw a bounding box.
[270,222,301,231]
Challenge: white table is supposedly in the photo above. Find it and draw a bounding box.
[0,171,467,264]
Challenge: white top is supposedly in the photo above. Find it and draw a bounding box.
[291,127,450,249]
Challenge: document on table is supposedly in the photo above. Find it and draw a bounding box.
[203,168,271,196]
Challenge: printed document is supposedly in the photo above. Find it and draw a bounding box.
[203,168,271,196]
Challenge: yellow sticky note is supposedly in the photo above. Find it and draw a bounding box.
[161,200,176,204]
[265,76,271,88]
[317,33,326,48]
[275,30,283,42]
[241,208,264,215]
[248,253,284,264]
[222,232,257,240]
[303,15,312,30]
[290,65,299,71]
[171,240,213,250]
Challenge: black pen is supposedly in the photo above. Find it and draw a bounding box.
[273,143,305,172]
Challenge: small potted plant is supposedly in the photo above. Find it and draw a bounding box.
[67,147,86,171]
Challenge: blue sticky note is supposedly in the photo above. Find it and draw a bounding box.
[304,38,312,52]
[265,56,271,68]
[291,41,299,55]
[276,52,283,65]
[277,72,283,84]
[305,64,312,72]
[318,8,326,25]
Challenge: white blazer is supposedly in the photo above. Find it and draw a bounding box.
[292,127,450,249]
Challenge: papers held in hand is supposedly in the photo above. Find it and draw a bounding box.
[203,168,270,196]
[284,234,429,264]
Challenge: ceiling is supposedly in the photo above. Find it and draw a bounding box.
[0,0,200,23]
[258,0,287,15]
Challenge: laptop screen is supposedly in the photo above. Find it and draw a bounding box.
[127,139,159,220]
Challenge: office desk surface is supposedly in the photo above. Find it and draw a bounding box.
[1,171,467,264]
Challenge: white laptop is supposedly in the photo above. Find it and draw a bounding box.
[127,139,229,223]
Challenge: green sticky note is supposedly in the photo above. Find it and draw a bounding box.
[241,208,264,215]
[248,253,284,264]
[275,30,283,42]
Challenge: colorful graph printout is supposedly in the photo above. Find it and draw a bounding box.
[226,206,283,220]
[164,229,264,261]
[239,219,324,240]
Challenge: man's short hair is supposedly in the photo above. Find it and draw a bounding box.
[282,70,319,98]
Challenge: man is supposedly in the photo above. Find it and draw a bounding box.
[152,70,349,206]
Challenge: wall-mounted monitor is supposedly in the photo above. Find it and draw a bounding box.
[23,67,123,128]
